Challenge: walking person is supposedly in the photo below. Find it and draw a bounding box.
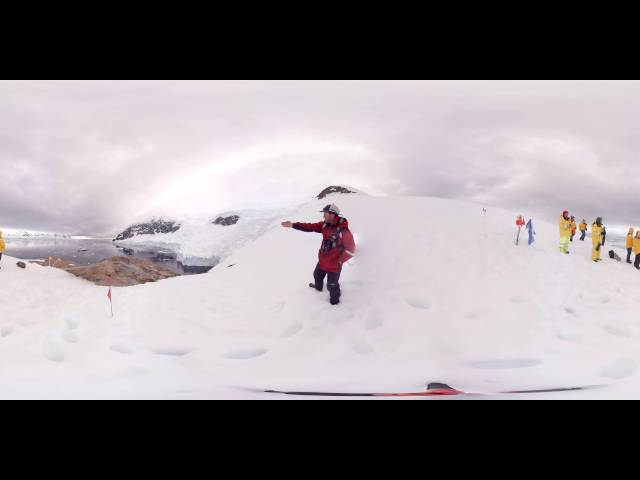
[579,219,587,241]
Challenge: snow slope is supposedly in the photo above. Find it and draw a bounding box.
[0,193,639,399]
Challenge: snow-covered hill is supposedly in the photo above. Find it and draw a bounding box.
[2,228,71,239]
[0,193,638,399]
[112,209,289,267]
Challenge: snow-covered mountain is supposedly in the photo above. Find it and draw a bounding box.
[0,192,638,399]
[2,228,71,239]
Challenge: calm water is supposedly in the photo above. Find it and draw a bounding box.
[3,238,213,275]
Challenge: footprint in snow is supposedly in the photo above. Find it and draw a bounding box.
[406,298,431,310]
[153,347,193,357]
[510,296,528,305]
[0,326,15,337]
[61,330,79,343]
[350,336,374,355]
[601,358,637,379]
[468,358,542,370]
[42,341,65,363]
[280,323,303,339]
[365,314,384,330]
[110,343,134,354]
[65,318,79,330]
[556,331,581,341]
[222,348,268,360]
[604,324,632,338]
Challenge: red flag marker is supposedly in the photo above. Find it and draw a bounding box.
[107,287,113,317]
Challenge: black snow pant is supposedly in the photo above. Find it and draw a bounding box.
[628,248,633,263]
[0,253,2,262]
[635,254,640,269]
[313,263,342,305]
[580,231,586,241]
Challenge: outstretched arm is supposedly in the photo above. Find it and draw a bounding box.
[282,221,323,233]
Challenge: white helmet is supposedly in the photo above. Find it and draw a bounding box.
[320,204,341,215]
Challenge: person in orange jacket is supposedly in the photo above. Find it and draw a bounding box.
[626,227,635,264]
[579,219,587,241]
[0,231,5,267]
[570,216,577,242]
[515,215,525,245]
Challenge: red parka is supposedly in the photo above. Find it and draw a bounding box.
[293,217,356,272]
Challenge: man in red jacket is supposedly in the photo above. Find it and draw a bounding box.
[282,204,356,305]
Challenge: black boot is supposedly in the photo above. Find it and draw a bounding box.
[309,283,322,291]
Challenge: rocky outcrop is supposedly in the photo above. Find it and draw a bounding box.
[62,256,180,287]
[212,215,240,226]
[113,219,181,241]
[317,186,357,200]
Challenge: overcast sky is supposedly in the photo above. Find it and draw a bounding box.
[1,80,639,235]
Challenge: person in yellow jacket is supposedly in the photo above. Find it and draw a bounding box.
[579,219,587,241]
[0,231,5,267]
[634,231,640,270]
[559,210,572,254]
[626,227,635,264]
[570,216,577,242]
[591,217,604,262]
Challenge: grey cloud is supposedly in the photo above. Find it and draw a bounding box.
[0,80,639,234]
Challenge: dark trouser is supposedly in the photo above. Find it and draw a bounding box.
[635,254,640,269]
[628,248,633,263]
[580,231,586,241]
[0,253,2,262]
[313,263,342,305]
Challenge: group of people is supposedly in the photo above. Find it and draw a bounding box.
[0,231,4,267]
[626,228,640,269]
[558,211,640,268]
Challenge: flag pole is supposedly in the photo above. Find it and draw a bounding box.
[108,286,114,317]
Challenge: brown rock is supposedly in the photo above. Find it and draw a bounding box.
[62,256,180,287]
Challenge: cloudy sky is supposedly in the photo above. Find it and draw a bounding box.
[1,80,639,235]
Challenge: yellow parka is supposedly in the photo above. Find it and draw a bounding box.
[559,215,573,237]
[627,228,636,249]
[579,221,587,232]
[0,233,4,253]
[592,223,604,246]
[634,232,640,255]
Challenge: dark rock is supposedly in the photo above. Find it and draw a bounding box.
[316,186,357,200]
[212,215,240,226]
[113,218,181,241]
[178,263,214,274]
[153,252,176,262]
[16,262,26,269]
[122,248,134,256]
